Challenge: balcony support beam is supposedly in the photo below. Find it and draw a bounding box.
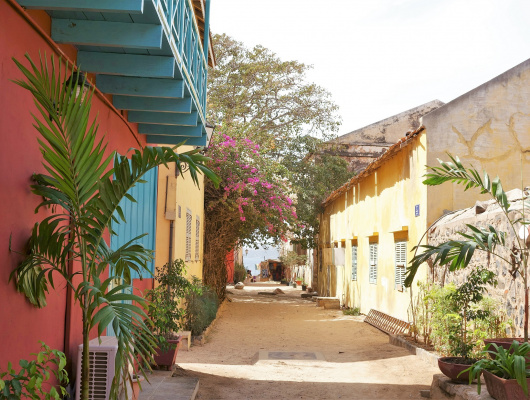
[18,0,144,13]
[97,76,184,98]
[52,19,162,49]
[146,134,207,147]
[138,124,203,137]
[113,96,192,112]
[77,52,175,78]
[128,111,198,126]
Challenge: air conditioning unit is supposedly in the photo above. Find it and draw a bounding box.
[76,336,118,400]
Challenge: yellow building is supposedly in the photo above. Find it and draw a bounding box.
[319,57,530,321]
[320,128,427,320]
[154,145,207,281]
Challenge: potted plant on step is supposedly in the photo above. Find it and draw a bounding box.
[437,267,497,382]
[406,154,530,344]
[146,259,198,370]
[465,341,530,399]
[301,280,307,291]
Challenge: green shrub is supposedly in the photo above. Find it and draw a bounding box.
[342,307,361,316]
[413,272,512,358]
[233,262,247,283]
[0,342,68,400]
[184,278,219,336]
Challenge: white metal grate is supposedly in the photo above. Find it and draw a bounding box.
[369,243,378,284]
[395,241,407,291]
[351,246,358,281]
[195,216,200,260]
[76,336,117,400]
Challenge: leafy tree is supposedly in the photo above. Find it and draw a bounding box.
[282,135,355,248]
[10,54,217,399]
[205,34,351,272]
[203,134,295,299]
[207,34,341,158]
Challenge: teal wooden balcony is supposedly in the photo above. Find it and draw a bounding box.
[18,0,214,147]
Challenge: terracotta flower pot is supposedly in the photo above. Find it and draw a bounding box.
[131,375,144,400]
[295,280,302,286]
[153,337,182,369]
[484,339,530,361]
[438,357,475,383]
[483,370,530,400]
[485,338,528,350]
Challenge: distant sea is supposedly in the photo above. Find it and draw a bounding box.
[243,244,279,276]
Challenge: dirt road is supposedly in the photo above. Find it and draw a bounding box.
[176,283,438,400]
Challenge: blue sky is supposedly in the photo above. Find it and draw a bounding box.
[211,0,530,136]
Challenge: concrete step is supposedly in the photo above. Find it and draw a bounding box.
[315,297,340,309]
[140,371,199,400]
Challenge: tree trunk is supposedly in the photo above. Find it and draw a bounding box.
[81,305,90,399]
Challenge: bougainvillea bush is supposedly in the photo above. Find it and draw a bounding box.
[203,133,297,298]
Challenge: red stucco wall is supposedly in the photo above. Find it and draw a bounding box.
[0,1,153,382]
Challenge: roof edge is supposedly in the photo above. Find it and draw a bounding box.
[322,126,425,207]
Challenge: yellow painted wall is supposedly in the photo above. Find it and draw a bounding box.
[319,133,428,320]
[424,60,530,225]
[154,145,205,282]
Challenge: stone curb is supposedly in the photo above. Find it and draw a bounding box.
[431,374,493,400]
[388,334,440,368]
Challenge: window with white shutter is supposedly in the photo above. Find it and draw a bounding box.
[351,246,358,281]
[369,243,378,284]
[395,241,407,291]
[185,209,192,261]
[195,216,200,260]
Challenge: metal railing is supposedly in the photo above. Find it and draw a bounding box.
[155,0,208,120]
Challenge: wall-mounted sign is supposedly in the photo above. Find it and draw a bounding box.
[415,204,420,217]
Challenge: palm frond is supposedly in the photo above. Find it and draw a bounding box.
[424,154,509,211]
[405,224,506,287]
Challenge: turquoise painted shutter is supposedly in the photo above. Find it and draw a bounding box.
[111,167,158,280]
[107,167,158,337]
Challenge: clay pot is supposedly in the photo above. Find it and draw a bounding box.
[153,337,182,369]
[131,375,144,400]
[483,370,530,400]
[484,339,530,361]
[438,357,475,383]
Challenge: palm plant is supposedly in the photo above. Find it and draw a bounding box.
[405,154,530,341]
[10,53,218,399]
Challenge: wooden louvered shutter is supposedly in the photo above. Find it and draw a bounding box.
[395,241,407,291]
[351,246,358,280]
[369,243,378,284]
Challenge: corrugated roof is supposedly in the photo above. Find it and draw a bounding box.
[322,126,425,207]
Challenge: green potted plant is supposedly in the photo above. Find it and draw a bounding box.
[146,259,197,369]
[301,279,308,291]
[0,342,69,400]
[406,154,530,343]
[465,341,530,399]
[437,267,497,382]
